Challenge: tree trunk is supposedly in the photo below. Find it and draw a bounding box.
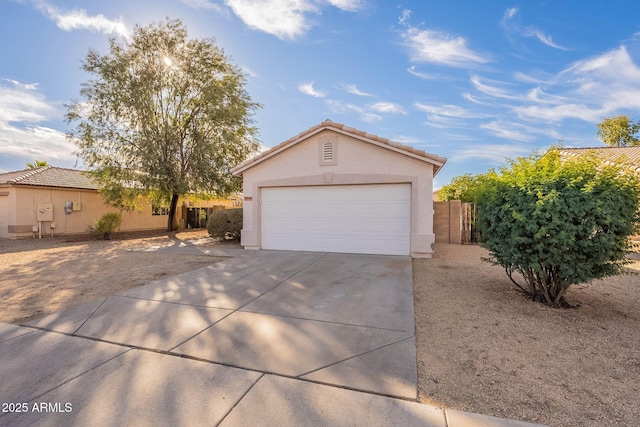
[167,193,179,232]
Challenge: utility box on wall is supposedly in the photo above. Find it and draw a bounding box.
[36,203,54,222]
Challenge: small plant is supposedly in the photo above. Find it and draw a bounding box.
[207,209,242,241]
[94,212,123,240]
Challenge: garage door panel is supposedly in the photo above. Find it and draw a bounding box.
[260,184,411,256]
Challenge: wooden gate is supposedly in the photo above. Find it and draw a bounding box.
[461,202,478,244]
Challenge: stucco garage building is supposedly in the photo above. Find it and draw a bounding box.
[231,120,446,258]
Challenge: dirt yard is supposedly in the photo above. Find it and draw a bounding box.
[414,244,640,427]
[0,230,228,324]
[2,233,639,426]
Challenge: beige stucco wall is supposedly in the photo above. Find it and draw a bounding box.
[0,185,240,239]
[240,129,437,258]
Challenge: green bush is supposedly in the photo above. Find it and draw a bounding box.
[207,208,242,241]
[439,172,495,203]
[94,212,123,240]
[477,148,640,306]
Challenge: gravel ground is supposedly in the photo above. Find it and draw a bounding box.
[414,243,640,427]
[0,230,228,324]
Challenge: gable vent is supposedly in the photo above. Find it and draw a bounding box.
[323,140,334,162]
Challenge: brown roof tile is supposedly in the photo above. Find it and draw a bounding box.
[0,166,100,190]
[558,146,640,174]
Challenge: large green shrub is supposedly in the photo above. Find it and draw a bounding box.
[439,172,494,203]
[207,208,242,241]
[477,149,640,305]
[94,212,123,240]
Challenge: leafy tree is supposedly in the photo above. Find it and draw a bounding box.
[438,172,494,203]
[66,19,259,231]
[477,148,639,306]
[596,115,640,147]
[26,160,49,168]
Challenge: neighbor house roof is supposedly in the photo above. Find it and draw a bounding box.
[0,166,100,190]
[231,119,447,176]
[558,146,640,175]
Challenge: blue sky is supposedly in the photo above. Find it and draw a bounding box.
[2,1,640,188]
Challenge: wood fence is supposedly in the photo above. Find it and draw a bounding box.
[434,200,478,244]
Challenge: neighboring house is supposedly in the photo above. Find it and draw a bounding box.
[231,120,447,258]
[0,166,240,239]
[557,146,640,175]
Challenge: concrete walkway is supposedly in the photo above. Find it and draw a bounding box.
[0,247,545,426]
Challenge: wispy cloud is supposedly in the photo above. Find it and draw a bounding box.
[180,0,223,11]
[470,75,520,100]
[368,102,406,114]
[0,80,76,169]
[515,46,640,122]
[479,121,537,142]
[325,98,406,122]
[241,66,258,78]
[401,26,490,68]
[501,7,569,51]
[451,143,530,163]
[406,66,438,80]
[339,83,373,96]
[398,9,411,25]
[326,99,381,122]
[325,0,365,12]
[223,0,363,40]
[414,102,483,119]
[298,81,326,98]
[31,1,129,38]
[0,80,53,123]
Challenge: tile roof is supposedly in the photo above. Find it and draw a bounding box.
[558,146,640,174]
[0,166,100,190]
[231,119,447,176]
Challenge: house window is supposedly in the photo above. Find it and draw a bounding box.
[152,205,170,215]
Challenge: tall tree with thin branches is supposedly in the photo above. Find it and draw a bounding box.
[67,19,259,231]
[596,115,640,147]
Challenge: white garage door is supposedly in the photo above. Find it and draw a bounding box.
[261,184,411,255]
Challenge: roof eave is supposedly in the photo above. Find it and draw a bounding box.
[231,122,447,177]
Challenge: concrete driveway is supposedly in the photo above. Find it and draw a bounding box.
[0,246,542,426]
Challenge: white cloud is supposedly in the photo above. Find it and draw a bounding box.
[241,66,258,78]
[470,75,520,100]
[501,7,569,51]
[451,143,530,164]
[406,66,438,80]
[504,7,519,20]
[414,102,482,119]
[0,81,76,167]
[223,0,363,40]
[402,26,490,68]
[514,46,640,122]
[480,121,536,142]
[368,102,406,114]
[32,1,129,38]
[326,98,407,122]
[180,0,223,11]
[325,99,381,122]
[0,81,53,124]
[325,0,365,12]
[339,83,372,96]
[298,81,326,98]
[398,9,411,25]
